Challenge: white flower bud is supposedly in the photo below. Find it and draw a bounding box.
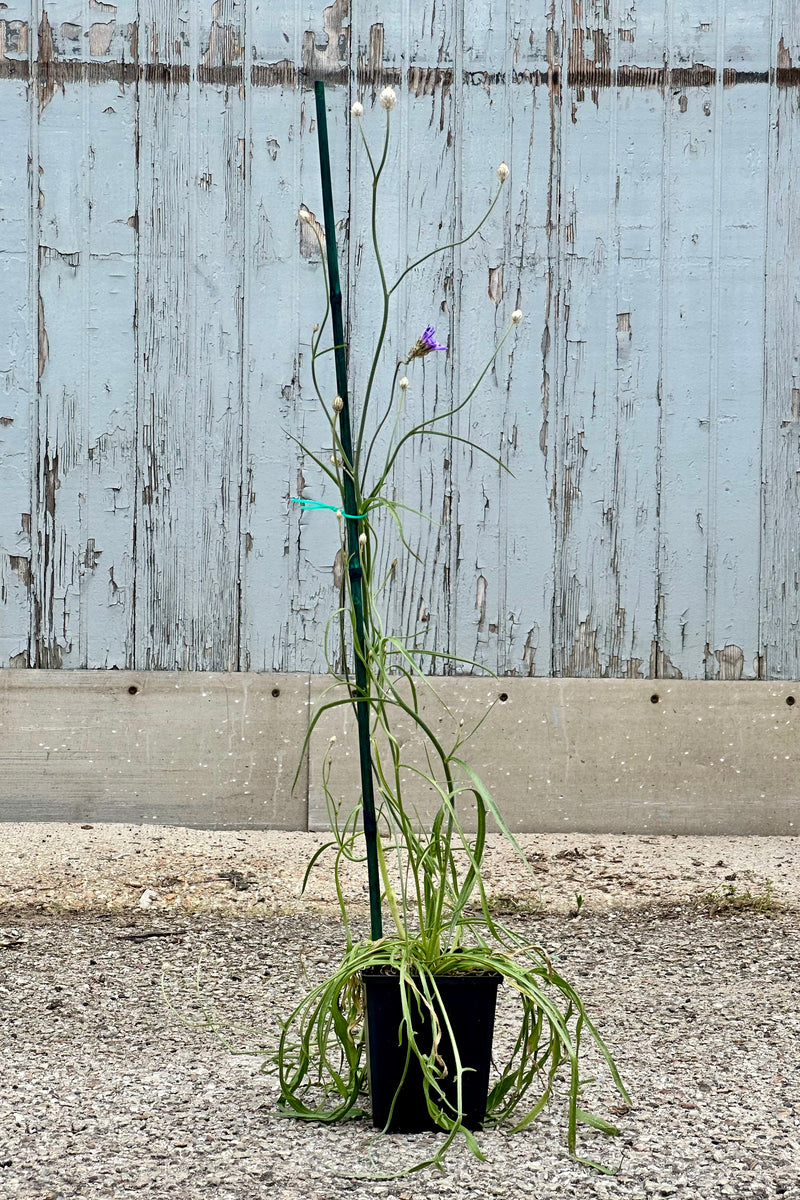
[511,309,523,324]
[358,532,367,550]
[399,376,409,391]
[497,162,510,183]
[379,86,397,111]
[351,101,364,118]
[332,395,344,412]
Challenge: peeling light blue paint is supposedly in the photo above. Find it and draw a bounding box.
[0,1,796,678]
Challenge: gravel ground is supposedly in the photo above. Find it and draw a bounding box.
[1,825,799,1199]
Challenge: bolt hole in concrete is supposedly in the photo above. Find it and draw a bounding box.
[787,695,795,706]
[498,692,509,702]
[128,685,138,695]
[650,693,660,704]
[272,688,281,698]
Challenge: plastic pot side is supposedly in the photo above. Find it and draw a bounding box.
[362,971,501,1133]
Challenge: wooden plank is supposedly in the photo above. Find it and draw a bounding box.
[610,89,663,678]
[0,670,308,828]
[31,5,138,668]
[706,83,767,679]
[613,0,666,68]
[499,7,557,677]
[0,18,33,667]
[760,0,800,679]
[454,14,517,675]
[551,1,660,679]
[656,0,767,681]
[308,675,800,836]
[655,55,717,677]
[0,669,795,835]
[134,0,245,669]
[345,4,460,677]
[698,7,764,680]
[34,78,86,668]
[33,8,132,668]
[242,1,351,673]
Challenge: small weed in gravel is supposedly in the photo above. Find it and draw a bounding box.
[481,893,544,917]
[699,877,780,916]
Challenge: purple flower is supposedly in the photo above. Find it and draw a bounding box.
[407,325,447,361]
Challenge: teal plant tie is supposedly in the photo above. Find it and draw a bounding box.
[291,497,361,520]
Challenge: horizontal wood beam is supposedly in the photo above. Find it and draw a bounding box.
[0,672,796,835]
[0,671,309,830]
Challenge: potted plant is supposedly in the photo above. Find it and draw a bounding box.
[277,82,630,1172]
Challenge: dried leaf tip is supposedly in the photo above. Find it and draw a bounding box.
[497,162,510,183]
[351,101,364,118]
[380,86,397,111]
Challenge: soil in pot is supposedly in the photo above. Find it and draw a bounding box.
[362,970,500,1133]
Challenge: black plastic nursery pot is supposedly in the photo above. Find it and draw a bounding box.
[362,969,501,1133]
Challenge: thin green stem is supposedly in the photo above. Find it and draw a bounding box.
[359,359,404,490]
[388,183,505,297]
[366,318,519,503]
[354,113,393,475]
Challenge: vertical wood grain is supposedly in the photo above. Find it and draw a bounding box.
[0,8,32,666]
[242,0,347,672]
[455,1,520,675]
[31,3,138,668]
[760,0,800,679]
[347,2,460,674]
[135,0,245,670]
[501,3,558,677]
[554,0,662,678]
[657,0,767,680]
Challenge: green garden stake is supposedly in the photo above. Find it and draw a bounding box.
[313,80,383,941]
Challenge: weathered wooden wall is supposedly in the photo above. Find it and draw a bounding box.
[1,2,799,679]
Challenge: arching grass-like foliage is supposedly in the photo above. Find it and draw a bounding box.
[277,85,630,1172]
